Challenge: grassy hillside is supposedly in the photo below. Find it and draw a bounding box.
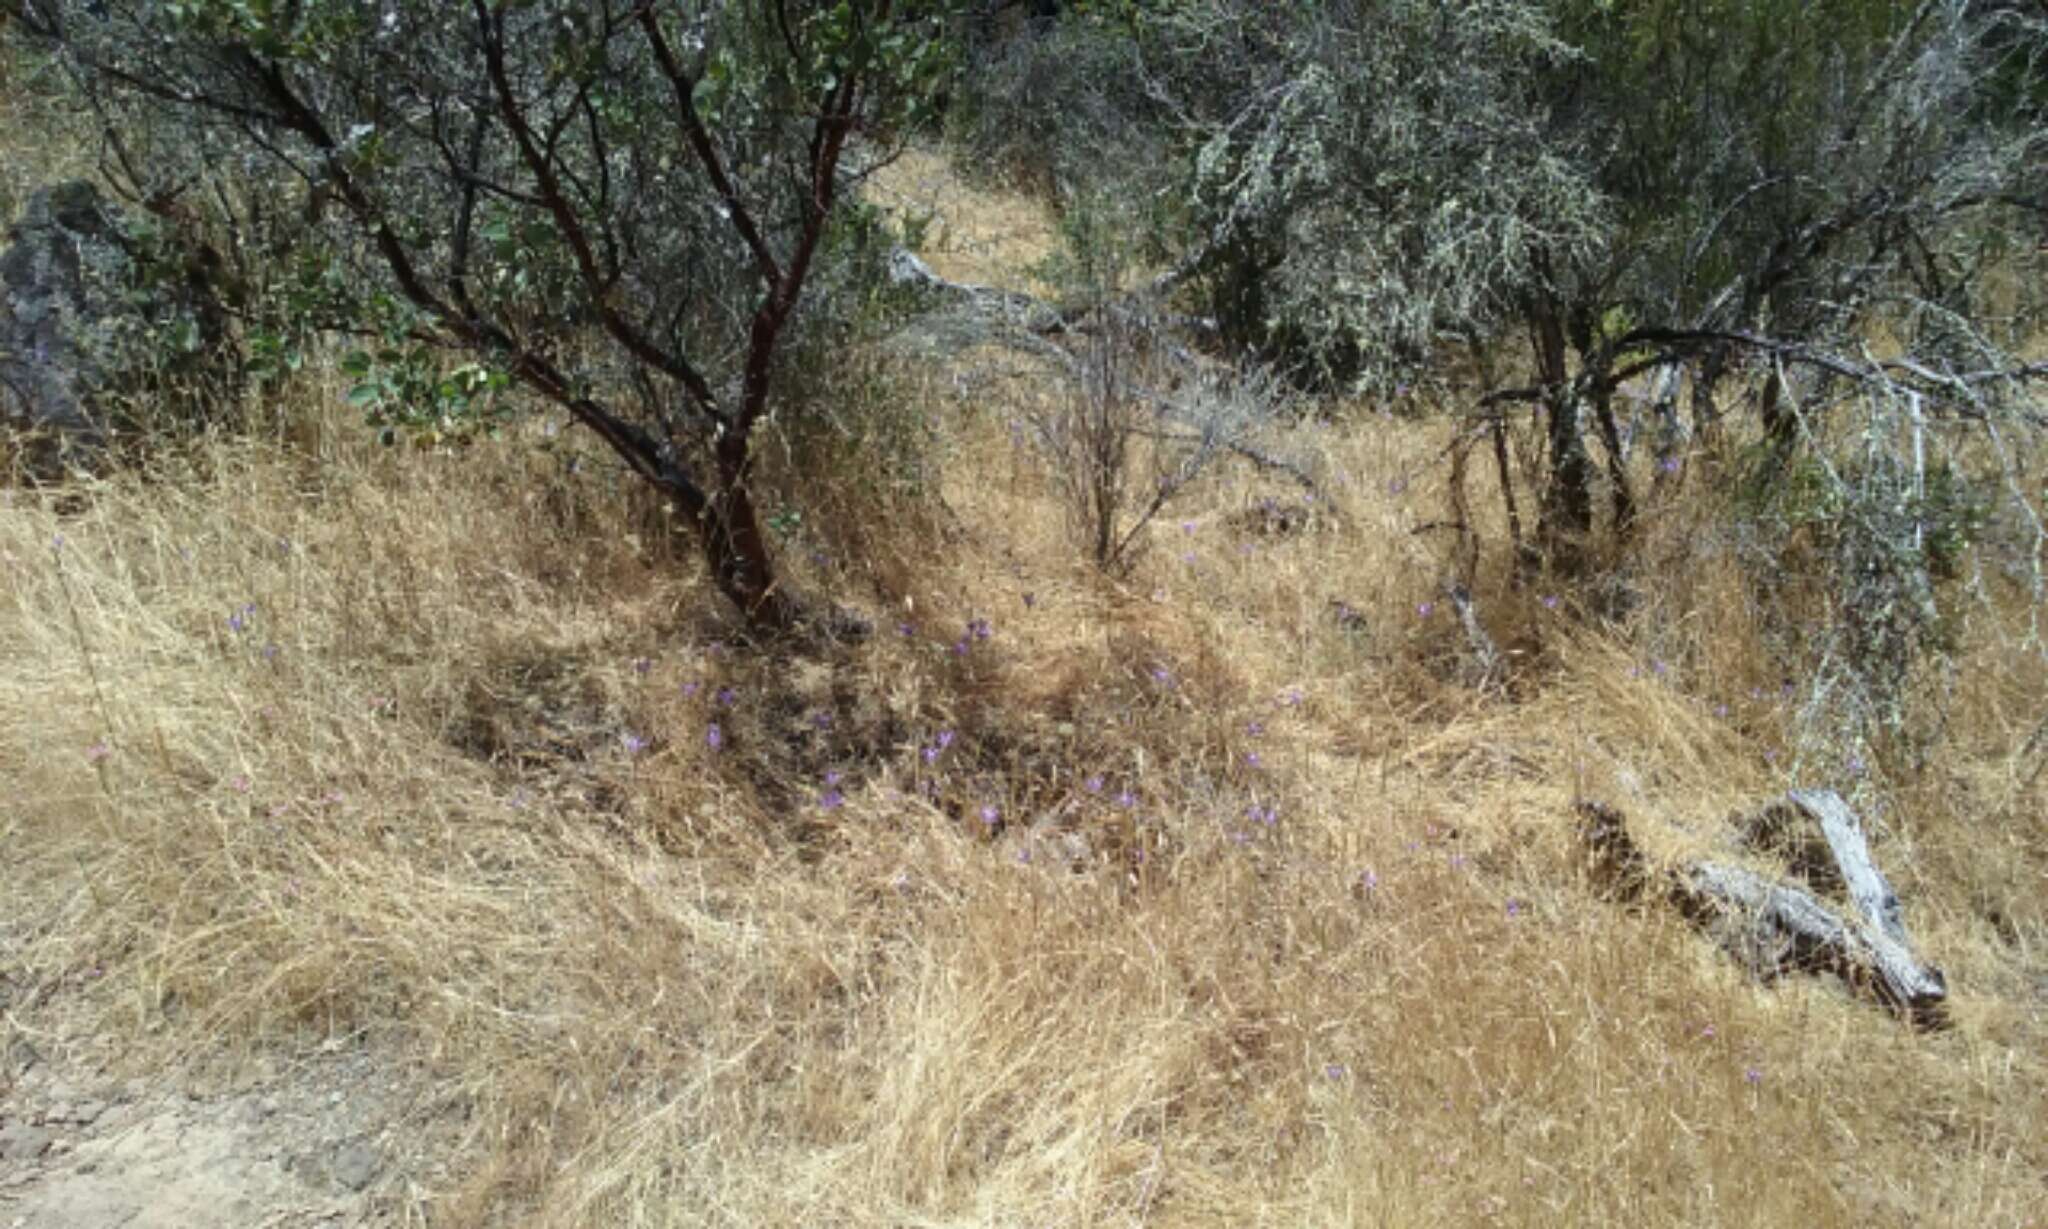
[4,156,2046,1227]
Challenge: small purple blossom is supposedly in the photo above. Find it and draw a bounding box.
[1116,789,1137,809]
[1659,456,1683,475]
[979,804,1001,827]
[1022,592,1036,609]
[1324,1063,1347,1081]
[898,621,916,637]
[1541,594,1560,610]
[1182,520,1197,534]
[681,681,700,698]
[1246,721,1265,737]
[85,740,111,763]
[1745,1066,1763,1086]
[1506,899,1525,918]
[812,711,833,730]
[1247,803,1278,826]
[1150,665,1173,687]
[706,723,724,751]
[1358,869,1379,892]
[819,789,845,811]
[937,730,955,750]
[1244,751,1263,769]
[1084,775,1104,794]
[716,686,738,707]
[1282,688,1304,707]
[967,617,993,642]
[621,732,649,755]
[825,770,843,787]
[1387,477,1408,496]
[1417,601,1435,619]
[633,657,652,676]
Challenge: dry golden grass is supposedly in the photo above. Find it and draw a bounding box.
[6,164,2048,1228]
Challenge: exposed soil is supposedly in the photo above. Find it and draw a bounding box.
[1,1029,445,1229]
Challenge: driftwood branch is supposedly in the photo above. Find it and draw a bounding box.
[1444,582,1504,690]
[1576,792,1946,1025]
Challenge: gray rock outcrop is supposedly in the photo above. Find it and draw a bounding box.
[1,180,233,474]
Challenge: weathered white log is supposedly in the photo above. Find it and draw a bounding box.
[1681,860,1947,1015]
[1575,796,1947,1023]
[1734,788,1907,944]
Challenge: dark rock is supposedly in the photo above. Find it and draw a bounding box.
[0,180,236,476]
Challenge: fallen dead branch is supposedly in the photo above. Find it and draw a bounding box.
[1576,790,1947,1025]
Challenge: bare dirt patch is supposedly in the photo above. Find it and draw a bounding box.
[2,1032,445,1228]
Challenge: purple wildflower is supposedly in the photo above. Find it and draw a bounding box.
[1245,751,1263,768]
[1325,1063,1347,1081]
[85,740,111,763]
[621,732,649,755]
[980,804,1001,827]
[1247,721,1265,737]
[1022,592,1037,609]
[1745,1067,1763,1086]
[633,657,652,676]
[1084,775,1104,794]
[819,789,845,811]
[1541,594,1560,610]
[967,617,993,642]
[706,723,724,751]
[681,681,700,698]
[1417,601,1435,619]
[716,686,737,707]
[1506,899,1525,918]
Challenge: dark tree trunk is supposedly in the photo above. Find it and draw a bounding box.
[1531,301,1592,572]
[702,433,805,633]
[1590,383,1636,539]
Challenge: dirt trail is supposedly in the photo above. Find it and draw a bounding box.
[2,1040,421,1228]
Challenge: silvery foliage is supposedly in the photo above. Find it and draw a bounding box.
[1141,0,1609,391]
